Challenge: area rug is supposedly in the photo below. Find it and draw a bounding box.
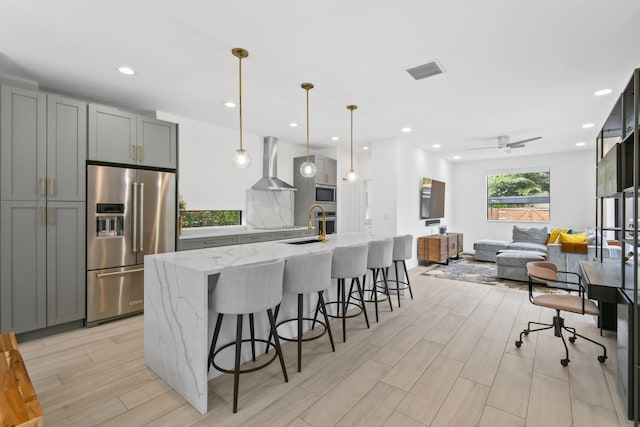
[421,254,526,289]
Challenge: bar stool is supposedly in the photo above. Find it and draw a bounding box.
[363,238,394,322]
[386,234,414,307]
[207,259,288,413]
[318,243,370,342]
[272,250,335,373]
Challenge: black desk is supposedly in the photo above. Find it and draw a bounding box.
[579,260,628,332]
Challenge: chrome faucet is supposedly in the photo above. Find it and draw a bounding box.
[308,203,327,242]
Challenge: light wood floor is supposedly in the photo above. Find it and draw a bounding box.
[19,267,632,427]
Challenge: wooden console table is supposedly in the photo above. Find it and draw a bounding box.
[418,233,463,264]
[0,332,44,427]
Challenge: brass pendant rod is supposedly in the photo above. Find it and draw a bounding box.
[347,105,357,170]
[302,83,314,161]
[238,54,243,151]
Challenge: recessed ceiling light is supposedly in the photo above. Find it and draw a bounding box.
[401,127,412,133]
[331,136,339,141]
[453,155,461,160]
[433,144,441,149]
[576,142,586,147]
[118,66,135,75]
[289,122,298,127]
[595,88,612,96]
[362,146,369,150]
[582,123,595,129]
[224,101,236,108]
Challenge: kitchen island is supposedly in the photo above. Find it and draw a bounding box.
[144,232,393,414]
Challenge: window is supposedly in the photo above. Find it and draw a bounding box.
[180,210,242,228]
[487,170,550,222]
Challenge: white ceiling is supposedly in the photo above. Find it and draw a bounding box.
[1,0,639,161]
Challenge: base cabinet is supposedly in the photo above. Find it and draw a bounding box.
[418,233,463,264]
[0,201,85,333]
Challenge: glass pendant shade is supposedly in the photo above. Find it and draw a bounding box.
[345,168,358,182]
[231,148,251,168]
[300,160,316,177]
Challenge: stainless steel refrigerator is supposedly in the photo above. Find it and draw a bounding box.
[86,164,175,325]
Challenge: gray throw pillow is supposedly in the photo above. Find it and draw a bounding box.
[512,225,549,245]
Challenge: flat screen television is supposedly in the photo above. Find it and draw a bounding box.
[420,177,445,219]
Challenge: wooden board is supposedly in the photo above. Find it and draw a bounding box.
[0,332,44,427]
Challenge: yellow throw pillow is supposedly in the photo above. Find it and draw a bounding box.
[548,228,569,244]
[558,231,587,243]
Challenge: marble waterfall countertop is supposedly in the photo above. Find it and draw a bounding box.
[144,232,393,414]
[178,225,307,240]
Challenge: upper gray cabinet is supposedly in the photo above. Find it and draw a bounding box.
[88,104,177,169]
[314,157,337,185]
[0,86,86,202]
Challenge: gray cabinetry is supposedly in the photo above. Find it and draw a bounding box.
[1,201,47,333]
[0,85,46,201]
[89,104,177,169]
[0,85,87,334]
[313,156,337,185]
[0,201,85,333]
[176,228,316,251]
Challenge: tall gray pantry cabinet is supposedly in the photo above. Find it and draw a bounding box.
[0,85,86,334]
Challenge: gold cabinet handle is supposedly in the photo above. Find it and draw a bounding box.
[40,177,45,196]
[49,207,54,224]
[40,207,45,225]
[49,177,54,196]
[138,145,143,161]
[133,144,137,161]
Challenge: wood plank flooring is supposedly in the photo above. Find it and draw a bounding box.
[18,267,632,426]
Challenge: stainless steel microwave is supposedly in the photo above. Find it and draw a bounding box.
[315,184,336,202]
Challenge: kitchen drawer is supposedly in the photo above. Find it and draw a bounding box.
[271,229,307,240]
[178,235,237,251]
[237,233,272,244]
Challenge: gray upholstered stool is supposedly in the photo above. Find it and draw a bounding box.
[496,250,546,282]
[207,259,288,413]
[386,234,414,307]
[271,250,335,373]
[318,243,370,342]
[362,238,394,322]
[474,239,509,262]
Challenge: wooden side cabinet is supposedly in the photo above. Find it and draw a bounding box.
[418,233,463,264]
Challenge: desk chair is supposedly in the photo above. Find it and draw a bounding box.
[515,261,607,367]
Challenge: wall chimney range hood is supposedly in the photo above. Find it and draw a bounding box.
[251,136,297,191]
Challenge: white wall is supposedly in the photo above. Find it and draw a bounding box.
[451,150,595,252]
[157,111,306,215]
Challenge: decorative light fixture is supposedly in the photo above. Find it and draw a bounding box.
[299,83,316,178]
[345,105,358,182]
[230,48,251,168]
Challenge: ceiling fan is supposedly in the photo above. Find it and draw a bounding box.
[466,135,542,153]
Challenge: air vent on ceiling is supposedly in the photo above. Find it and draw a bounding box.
[406,59,445,80]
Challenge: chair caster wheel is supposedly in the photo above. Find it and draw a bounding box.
[561,358,569,367]
[569,337,576,343]
[598,355,607,363]
[515,340,522,348]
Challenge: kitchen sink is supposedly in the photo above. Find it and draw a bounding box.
[284,239,322,245]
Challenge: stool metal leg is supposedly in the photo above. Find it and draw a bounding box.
[381,268,393,312]
[265,304,281,354]
[341,278,347,342]
[394,262,401,307]
[208,313,224,373]
[318,291,336,352]
[267,308,289,383]
[355,277,370,328]
[297,293,303,372]
[249,313,256,362]
[233,314,243,413]
[371,269,379,322]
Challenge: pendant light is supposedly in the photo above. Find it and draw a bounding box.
[345,104,358,182]
[230,48,251,168]
[299,83,316,177]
